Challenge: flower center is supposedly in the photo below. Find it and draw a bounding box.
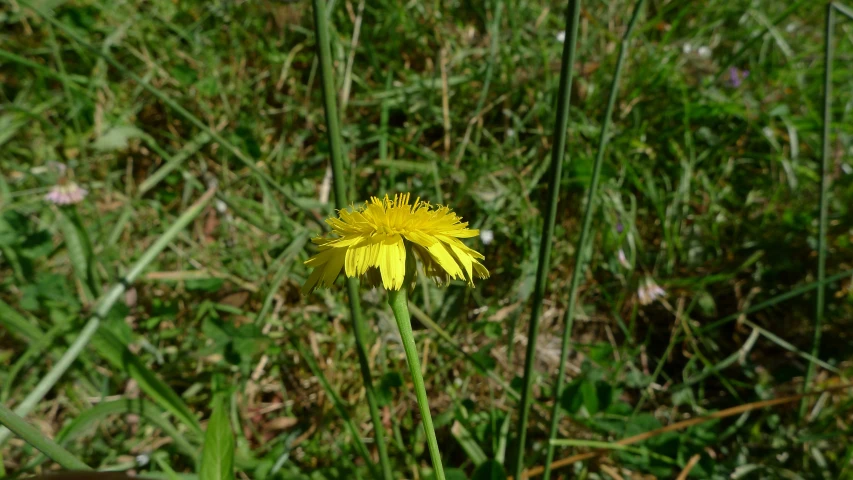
[376,225,405,236]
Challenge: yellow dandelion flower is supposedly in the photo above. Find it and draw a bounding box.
[303,193,489,294]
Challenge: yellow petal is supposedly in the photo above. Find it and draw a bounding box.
[320,249,345,288]
[426,242,463,280]
[404,230,437,248]
[446,242,474,283]
[302,265,325,295]
[378,235,406,290]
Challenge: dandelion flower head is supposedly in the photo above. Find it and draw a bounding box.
[303,193,489,294]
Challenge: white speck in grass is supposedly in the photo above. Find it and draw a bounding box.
[480,229,494,245]
[697,46,712,59]
[215,198,228,214]
[786,23,797,33]
[842,163,852,175]
[507,128,515,138]
[617,248,631,269]
[556,31,566,43]
[136,454,150,466]
[682,43,693,54]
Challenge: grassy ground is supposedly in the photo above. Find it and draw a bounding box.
[2,0,853,478]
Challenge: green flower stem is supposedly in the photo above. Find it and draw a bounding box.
[387,287,445,480]
[0,402,91,470]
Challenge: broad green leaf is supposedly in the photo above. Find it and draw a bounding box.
[199,396,235,480]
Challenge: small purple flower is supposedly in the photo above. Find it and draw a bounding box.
[615,222,624,234]
[45,181,88,205]
[727,67,749,88]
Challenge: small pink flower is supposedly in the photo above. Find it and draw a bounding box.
[638,276,666,306]
[617,248,631,269]
[45,181,88,205]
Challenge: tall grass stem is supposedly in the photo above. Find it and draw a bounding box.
[310,0,393,477]
[511,0,581,476]
[542,1,646,478]
[801,1,835,418]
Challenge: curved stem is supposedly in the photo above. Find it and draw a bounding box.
[387,287,445,480]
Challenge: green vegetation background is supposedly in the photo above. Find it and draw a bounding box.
[2,0,853,478]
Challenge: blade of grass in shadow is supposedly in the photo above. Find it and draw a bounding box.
[721,0,810,73]
[286,340,378,478]
[801,2,835,419]
[409,304,519,401]
[629,268,853,415]
[694,268,853,337]
[20,0,319,224]
[0,402,91,471]
[138,132,212,196]
[511,0,581,477]
[309,0,393,478]
[254,232,310,325]
[0,188,215,447]
[542,2,646,478]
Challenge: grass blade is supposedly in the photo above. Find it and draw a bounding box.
[512,0,582,476]
[0,402,91,471]
[138,132,212,196]
[90,327,203,436]
[309,0,393,477]
[287,339,378,477]
[541,2,646,478]
[0,188,214,447]
[801,2,835,419]
[199,395,236,480]
[0,298,45,343]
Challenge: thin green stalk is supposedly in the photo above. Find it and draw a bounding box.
[512,0,581,477]
[835,3,853,21]
[310,0,392,477]
[388,286,445,480]
[801,2,835,419]
[0,402,91,471]
[0,188,215,446]
[542,2,645,478]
